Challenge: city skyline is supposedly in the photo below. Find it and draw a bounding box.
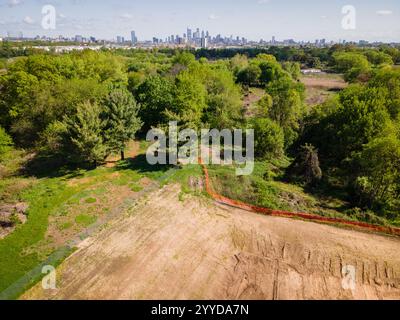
[0,0,399,42]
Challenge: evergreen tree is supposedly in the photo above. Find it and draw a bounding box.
[288,144,322,186]
[104,89,142,160]
[66,101,106,166]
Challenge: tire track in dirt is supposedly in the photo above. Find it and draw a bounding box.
[21,184,400,300]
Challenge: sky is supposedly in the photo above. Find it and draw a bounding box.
[0,0,399,42]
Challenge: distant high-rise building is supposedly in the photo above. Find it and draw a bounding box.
[178,37,187,45]
[194,28,200,39]
[272,36,276,44]
[75,35,83,42]
[187,28,192,40]
[201,37,208,48]
[131,31,138,45]
[117,36,124,44]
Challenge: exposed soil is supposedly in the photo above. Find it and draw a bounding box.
[22,184,400,300]
[0,203,28,239]
[243,88,264,117]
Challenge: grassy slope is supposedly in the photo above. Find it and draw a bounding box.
[206,161,397,227]
[0,142,172,295]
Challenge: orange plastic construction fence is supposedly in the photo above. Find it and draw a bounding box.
[199,158,400,237]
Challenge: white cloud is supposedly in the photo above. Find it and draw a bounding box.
[23,16,35,24]
[8,0,22,7]
[257,0,270,4]
[376,10,393,15]
[120,13,133,19]
[59,13,66,19]
[208,14,220,20]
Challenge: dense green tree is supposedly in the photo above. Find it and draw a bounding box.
[256,93,273,117]
[333,52,371,82]
[266,76,305,147]
[39,120,69,156]
[230,54,249,76]
[352,135,400,214]
[250,118,284,160]
[135,75,175,130]
[104,89,142,160]
[303,85,393,164]
[282,62,301,80]
[0,70,39,125]
[381,46,400,64]
[368,67,400,119]
[65,101,107,165]
[236,63,261,87]
[127,71,146,94]
[334,85,393,159]
[363,50,393,66]
[202,66,243,129]
[172,51,196,67]
[166,70,207,129]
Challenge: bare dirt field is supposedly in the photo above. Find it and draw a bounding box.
[301,73,347,106]
[22,184,400,300]
[301,74,347,90]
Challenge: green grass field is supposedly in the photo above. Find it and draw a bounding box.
[0,144,178,297]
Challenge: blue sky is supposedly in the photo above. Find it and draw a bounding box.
[0,0,399,42]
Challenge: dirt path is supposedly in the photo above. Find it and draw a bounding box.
[22,184,400,300]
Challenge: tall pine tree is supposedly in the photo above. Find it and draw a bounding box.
[66,101,107,166]
[104,89,142,160]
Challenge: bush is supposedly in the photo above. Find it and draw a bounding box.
[0,126,13,156]
[249,118,285,160]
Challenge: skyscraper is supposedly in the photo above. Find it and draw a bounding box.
[201,37,208,48]
[131,31,137,45]
[187,28,192,41]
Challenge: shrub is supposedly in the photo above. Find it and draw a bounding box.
[249,118,285,160]
[0,126,13,156]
